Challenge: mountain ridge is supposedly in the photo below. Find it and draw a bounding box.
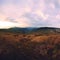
[0,27,60,34]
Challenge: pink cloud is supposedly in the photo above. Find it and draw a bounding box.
[0,0,60,28]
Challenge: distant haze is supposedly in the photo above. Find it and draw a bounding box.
[0,0,60,28]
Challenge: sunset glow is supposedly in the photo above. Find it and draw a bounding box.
[0,21,16,29]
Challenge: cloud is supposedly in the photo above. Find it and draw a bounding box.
[49,3,55,9]
[0,0,60,28]
[34,10,49,20]
[15,17,31,27]
[56,15,60,19]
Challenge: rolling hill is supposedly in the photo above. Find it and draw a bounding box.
[0,27,60,34]
[0,27,60,60]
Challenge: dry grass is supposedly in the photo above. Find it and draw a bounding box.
[0,32,60,60]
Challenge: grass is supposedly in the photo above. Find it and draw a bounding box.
[0,32,60,60]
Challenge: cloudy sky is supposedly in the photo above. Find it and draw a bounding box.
[0,0,60,28]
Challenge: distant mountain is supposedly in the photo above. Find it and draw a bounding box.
[30,27,60,35]
[0,27,34,34]
[9,27,29,33]
[0,27,60,34]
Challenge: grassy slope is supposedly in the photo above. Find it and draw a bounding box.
[0,28,60,60]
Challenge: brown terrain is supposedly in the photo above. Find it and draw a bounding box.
[0,27,60,60]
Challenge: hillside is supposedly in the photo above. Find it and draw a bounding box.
[0,27,60,34]
[0,27,60,60]
[0,27,29,34]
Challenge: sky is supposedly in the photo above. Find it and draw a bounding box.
[0,0,60,28]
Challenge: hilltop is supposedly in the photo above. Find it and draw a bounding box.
[0,27,60,34]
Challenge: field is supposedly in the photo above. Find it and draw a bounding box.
[0,30,60,60]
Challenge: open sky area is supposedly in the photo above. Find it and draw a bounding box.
[0,0,60,28]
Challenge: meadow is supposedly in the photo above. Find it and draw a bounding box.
[0,31,60,60]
